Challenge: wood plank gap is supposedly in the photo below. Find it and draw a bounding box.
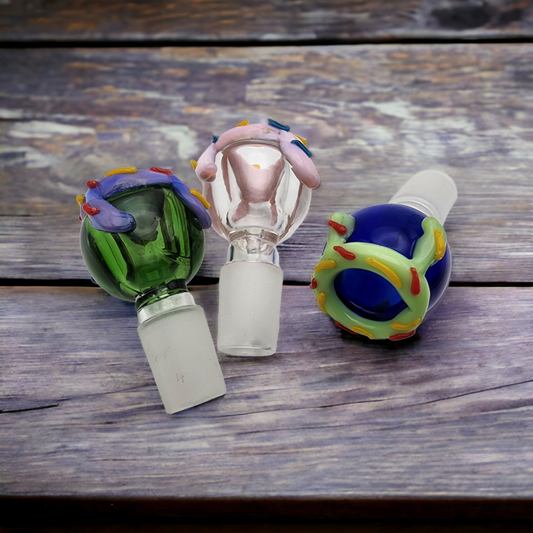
[1,36,533,49]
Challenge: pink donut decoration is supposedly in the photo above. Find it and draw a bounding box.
[194,119,320,190]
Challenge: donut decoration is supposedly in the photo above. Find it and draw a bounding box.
[312,203,451,341]
[192,119,320,190]
[77,166,211,233]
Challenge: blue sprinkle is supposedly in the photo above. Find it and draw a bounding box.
[90,276,98,285]
[268,119,290,132]
[212,135,219,143]
[291,139,312,158]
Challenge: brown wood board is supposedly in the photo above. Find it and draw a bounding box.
[0,44,532,282]
[2,285,533,519]
[1,0,533,43]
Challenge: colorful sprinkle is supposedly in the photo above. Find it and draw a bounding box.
[268,118,290,132]
[189,189,210,209]
[328,220,347,235]
[150,167,173,175]
[391,318,422,331]
[350,325,374,339]
[389,331,416,341]
[104,167,137,178]
[410,267,420,296]
[317,292,327,313]
[291,139,312,157]
[236,119,249,127]
[190,159,198,170]
[212,135,219,143]
[76,195,85,206]
[365,257,402,288]
[78,216,82,221]
[434,229,446,261]
[86,180,99,188]
[310,277,318,290]
[315,259,337,272]
[333,246,356,261]
[82,203,100,216]
[295,134,307,146]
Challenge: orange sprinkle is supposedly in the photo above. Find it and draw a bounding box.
[391,318,422,331]
[317,292,327,313]
[236,119,249,127]
[365,257,402,288]
[104,166,136,177]
[434,229,446,260]
[315,259,337,272]
[295,134,307,146]
[350,325,374,339]
[189,189,210,209]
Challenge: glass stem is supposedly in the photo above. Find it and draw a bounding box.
[226,229,280,266]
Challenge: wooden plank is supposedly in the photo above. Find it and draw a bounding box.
[2,285,533,520]
[1,0,533,42]
[1,44,533,282]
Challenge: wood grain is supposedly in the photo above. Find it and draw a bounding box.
[2,285,533,520]
[1,0,532,42]
[1,44,533,282]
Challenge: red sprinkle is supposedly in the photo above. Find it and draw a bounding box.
[389,331,416,342]
[410,267,421,296]
[86,180,99,188]
[333,245,356,261]
[328,220,347,235]
[78,216,82,221]
[150,167,173,175]
[310,278,318,290]
[335,321,357,335]
[82,203,100,216]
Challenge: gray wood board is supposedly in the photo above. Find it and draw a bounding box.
[2,285,533,508]
[0,44,532,282]
[1,0,532,42]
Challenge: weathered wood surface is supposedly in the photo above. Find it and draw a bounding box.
[1,44,533,282]
[1,0,533,42]
[2,285,533,519]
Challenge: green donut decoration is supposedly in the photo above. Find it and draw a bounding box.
[311,212,447,341]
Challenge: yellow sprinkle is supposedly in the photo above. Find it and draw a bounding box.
[190,159,198,170]
[252,164,261,169]
[236,119,249,127]
[317,292,327,313]
[315,259,337,272]
[189,189,210,209]
[76,195,85,206]
[391,318,422,331]
[104,166,137,177]
[350,326,374,339]
[365,257,402,288]
[434,229,446,261]
[295,134,307,146]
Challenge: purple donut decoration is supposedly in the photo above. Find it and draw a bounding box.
[77,167,212,233]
